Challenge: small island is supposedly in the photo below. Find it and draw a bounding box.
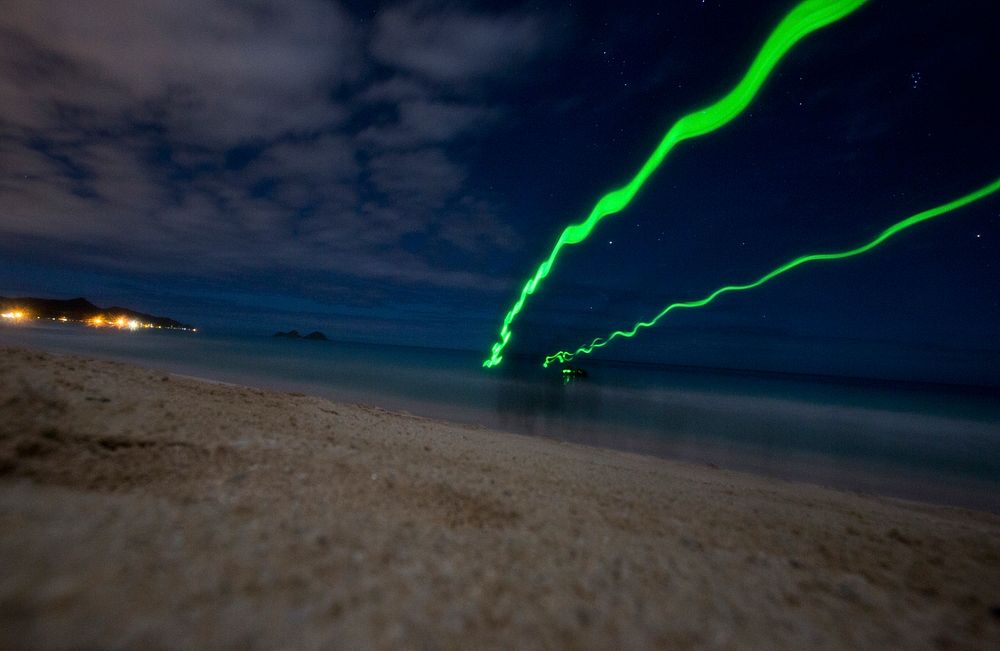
[273,330,329,341]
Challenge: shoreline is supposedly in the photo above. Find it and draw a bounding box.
[2,337,998,514]
[2,346,999,648]
[168,371,1000,514]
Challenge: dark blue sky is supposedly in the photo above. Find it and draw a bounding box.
[1,0,997,382]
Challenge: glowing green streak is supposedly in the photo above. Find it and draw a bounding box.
[484,0,868,368]
[544,178,1000,367]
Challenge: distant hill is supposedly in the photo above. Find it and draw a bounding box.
[0,296,194,330]
[273,330,329,341]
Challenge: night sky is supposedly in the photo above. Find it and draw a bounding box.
[1,1,998,382]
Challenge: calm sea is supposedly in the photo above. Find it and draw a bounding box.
[3,321,999,511]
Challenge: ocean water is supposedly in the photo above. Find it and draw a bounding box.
[3,321,999,511]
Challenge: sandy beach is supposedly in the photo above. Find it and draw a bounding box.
[1,346,999,649]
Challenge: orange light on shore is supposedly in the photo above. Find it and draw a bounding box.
[85,314,158,330]
[1,309,29,321]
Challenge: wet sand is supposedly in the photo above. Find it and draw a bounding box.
[1,346,999,649]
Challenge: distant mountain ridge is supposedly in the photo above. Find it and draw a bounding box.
[0,296,193,330]
[273,330,329,341]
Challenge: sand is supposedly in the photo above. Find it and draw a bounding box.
[1,346,999,649]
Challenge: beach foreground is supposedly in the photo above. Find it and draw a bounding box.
[1,347,998,649]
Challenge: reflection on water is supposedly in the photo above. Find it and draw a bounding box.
[2,321,999,510]
[494,357,603,437]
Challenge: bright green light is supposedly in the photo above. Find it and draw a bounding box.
[544,177,1000,367]
[483,0,868,368]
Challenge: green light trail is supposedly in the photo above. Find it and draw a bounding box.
[544,177,1000,367]
[484,0,868,368]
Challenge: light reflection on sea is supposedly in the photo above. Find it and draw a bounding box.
[3,321,999,511]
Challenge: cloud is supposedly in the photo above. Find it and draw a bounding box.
[437,196,520,254]
[358,77,428,104]
[0,0,548,303]
[0,0,358,143]
[371,3,543,84]
[368,149,465,208]
[357,100,498,149]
